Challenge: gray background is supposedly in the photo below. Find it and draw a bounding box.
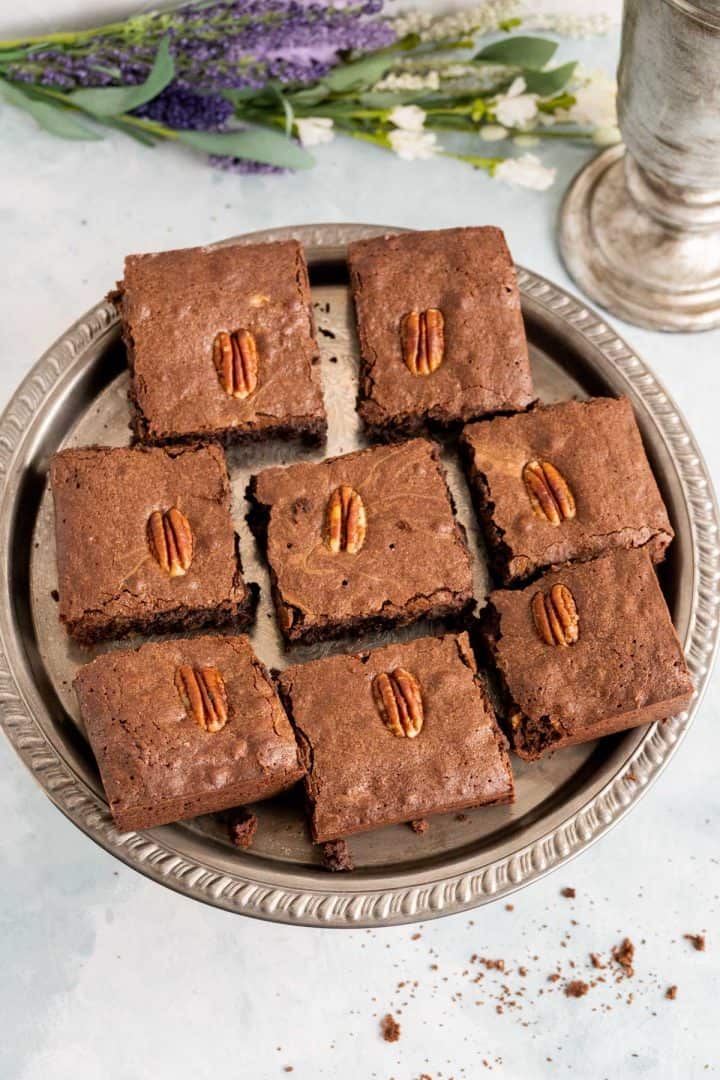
[1,2,718,1077]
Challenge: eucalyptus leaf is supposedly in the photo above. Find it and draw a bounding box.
[287,85,330,108]
[223,87,268,105]
[103,116,158,146]
[68,36,173,116]
[176,126,314,169]
[475,36,558,69]
[522,61,576,96]
[321,50,397,93]
[0,79,102,139]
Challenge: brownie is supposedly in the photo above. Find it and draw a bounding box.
[461,396,674,584]
[348,227,534,439]
[74,635,304,832]
[50,444,255,644]
[483,549,694,761]
[113,239,327,446]
[278,633,514,841]
[248,438,474,645]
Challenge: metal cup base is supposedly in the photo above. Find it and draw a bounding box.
[558,145,720,333]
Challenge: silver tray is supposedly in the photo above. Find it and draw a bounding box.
[1,223,718,928]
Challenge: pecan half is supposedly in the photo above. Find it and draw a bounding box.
[372,668,424,738]
[522,460,576,525]
[147,507,193,576]
[400,308,444,375]
[531,584,579,647]
[175,665,229,732]
[213,329,259,400]
[326,485,367,554]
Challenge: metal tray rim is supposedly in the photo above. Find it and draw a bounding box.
[0,221,717,927]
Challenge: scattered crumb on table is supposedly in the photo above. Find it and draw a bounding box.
[380,1013,401,1043]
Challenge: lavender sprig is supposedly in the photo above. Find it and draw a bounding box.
[0,1,614,186]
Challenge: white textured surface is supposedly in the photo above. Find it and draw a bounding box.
[1,3,718,1078]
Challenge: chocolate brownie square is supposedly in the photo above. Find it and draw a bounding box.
[278,632,514,841]
[483,549,694,761]
[50,444,255,644]
[114,239,326,446]
[348,227,534,439]
[461,396,674,584]
[248,438,474,645]
[74,635,304,831]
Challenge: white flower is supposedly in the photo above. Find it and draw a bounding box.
[493,77,539,129]
[592,125,622,147]
[479,125,508,142]
[495,153,556,191]
[521,13,613,38]
[390,1,521,44]
[388,128,439,161]
[513,134,540,148]
[388,104,427,132]
[569,73,617,129]
[375,71,440,92]
[295,117,334,148]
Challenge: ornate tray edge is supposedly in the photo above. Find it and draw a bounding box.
[0,223,718,927]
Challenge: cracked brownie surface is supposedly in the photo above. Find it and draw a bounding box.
[461,396,674,584]
[348,227,534,439]
[74,635,304,831]
[484,549,694,761]
[248,438,474,645]
[278,632,514,841]
[50,443,254,644]
[114,239,326,446]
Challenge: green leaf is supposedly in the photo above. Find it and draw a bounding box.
[321,51,398,93]
[522,61,576,96]
[103,116,158,146]
[0,47,39,62]
[67,36,173,116]
[0,78,102,139]
[175,126,314,169]
[475,36,558,69]
[286,85,330,108]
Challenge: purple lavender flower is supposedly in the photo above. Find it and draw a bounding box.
[135,87,234,130]
[6,0,395,94]
[3,0,395,172]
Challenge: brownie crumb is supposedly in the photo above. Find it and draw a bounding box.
[612,937,635,977]
[283,1068,294,1074]
[547,973,561,983]
[411,932,422,941]
[380,1013,401,1043]
[505,903,514,912]
[565,980,590,998]
[409,818,429,834]
[228,809,258,850]
[455,813,469,822]
[475,956,505,972]
[50,589,60,602]
[590,953,606,969]
[321,839,354,872]
[684,933,706,952]
[665,985,678,1000]
[561,887,576,899]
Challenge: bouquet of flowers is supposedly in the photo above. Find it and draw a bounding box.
[0,0,617,189]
